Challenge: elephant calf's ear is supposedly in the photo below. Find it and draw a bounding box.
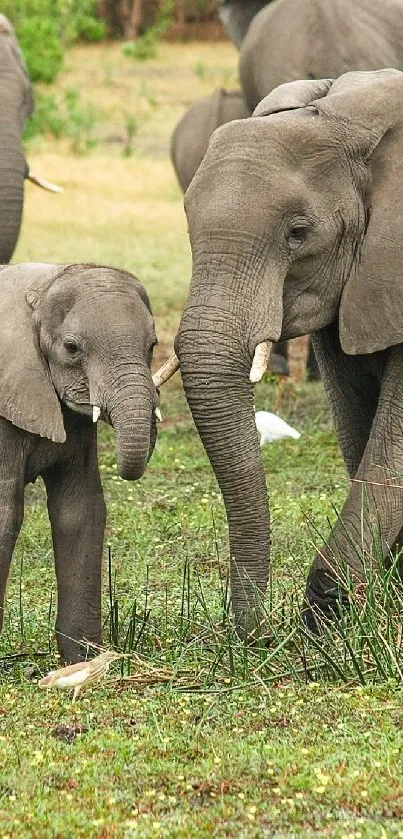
[253,79,334,117]
[0,265,66,443]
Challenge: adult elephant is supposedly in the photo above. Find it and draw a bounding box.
[155,69,403,635]
[171,89,290,377]
[0,15,59,263]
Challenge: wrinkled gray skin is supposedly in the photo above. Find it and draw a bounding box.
[171,89,289,377]
[176,69,403,635]
[0,263,158,661]
[0,16,35,262]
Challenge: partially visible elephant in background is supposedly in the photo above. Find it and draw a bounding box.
[171,89,249,193]
[237,0,403,112]
[0,263,160,662]
[170,69,403,637]
[217,0,271,48]
[0,16,59,263]
[171,88,290,377]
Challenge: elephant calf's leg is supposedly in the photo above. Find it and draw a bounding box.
[0,477,24,630]
[44,430,106,662]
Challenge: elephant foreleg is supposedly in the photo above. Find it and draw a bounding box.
[43,424,106,662]
[310,325,381,477]
[305,341,403,624]
[0,476,24,632]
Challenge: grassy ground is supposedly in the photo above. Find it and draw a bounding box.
[2,41,402,837]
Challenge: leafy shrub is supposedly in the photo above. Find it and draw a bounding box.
[2,0,106,84]
[25,86,101,154]
[16,17,64,84]
[123,0,175,62]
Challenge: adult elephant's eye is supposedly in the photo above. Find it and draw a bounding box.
[63,339,80,356]
[287,225,308,251]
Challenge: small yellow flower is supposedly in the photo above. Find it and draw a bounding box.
[314,786,326,795]
[238,793,245,800]
[300,747,309,755]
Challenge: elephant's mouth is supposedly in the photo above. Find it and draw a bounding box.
[64,399,104,424]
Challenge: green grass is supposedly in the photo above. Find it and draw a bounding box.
[3,41,403,838]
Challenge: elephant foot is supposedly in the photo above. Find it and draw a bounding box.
[56,631,102,664]
[301,568,350,634]
[269,352,290,377]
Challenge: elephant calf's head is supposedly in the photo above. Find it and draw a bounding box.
[0,263,160,481]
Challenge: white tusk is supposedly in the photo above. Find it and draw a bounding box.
[152,353,180,388]
[154,407,163,422]
[249,342,272,383]
[27,173,64,193]
[92,405,101,423]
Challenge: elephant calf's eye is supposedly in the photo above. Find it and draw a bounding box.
[63,339,80,356]
[287,225,309,251]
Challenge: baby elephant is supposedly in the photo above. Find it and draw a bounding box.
[0,263,159,662]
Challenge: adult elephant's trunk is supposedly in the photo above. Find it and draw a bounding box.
[177,269,276,636]
[0,129,25,263]
[106,365,155,481]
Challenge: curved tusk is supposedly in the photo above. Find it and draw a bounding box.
[92,405,101,423]
[155,407,163,422]
[249,341,272,383]
[152,353,180,388]
[27,172,64,194]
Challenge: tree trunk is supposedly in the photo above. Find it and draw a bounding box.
[177,0,186,26]
[121,0,144,40]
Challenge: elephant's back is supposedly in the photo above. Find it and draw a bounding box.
[171,91,249,194]
[240,0,403,111]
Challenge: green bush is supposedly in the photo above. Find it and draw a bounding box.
[2,0,106,84]
[16,17,64,84]
[123,0,175,62]
[24,86,101,154]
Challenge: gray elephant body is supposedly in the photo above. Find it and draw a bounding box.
[0,263,158,661]
[171,89,249,194]
[176,69,403,633]
[0,16,35,262]
[240,0,403,111]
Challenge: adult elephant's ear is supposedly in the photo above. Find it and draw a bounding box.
[252,79,333,117]
[311,69,403,355]
[0,264,66,443]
